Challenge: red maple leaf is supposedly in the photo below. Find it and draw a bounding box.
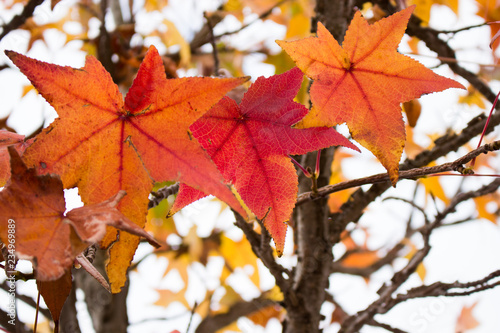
[175,68,359,254]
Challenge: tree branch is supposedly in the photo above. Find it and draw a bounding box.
[148,183,179,209]
[195,296,277,333]
[0,0,44,41]
[391,268,500,306]
[339,178,500,332]
[233,213,291,294]
[297,140,500,205]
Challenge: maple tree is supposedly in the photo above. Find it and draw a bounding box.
[1,0,500,333]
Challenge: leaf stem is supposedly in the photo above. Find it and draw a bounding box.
[471,90,500,167]
[289,155,312,178]
[315,149,321,175]
[34,291,40,333]
[426,172,500,178]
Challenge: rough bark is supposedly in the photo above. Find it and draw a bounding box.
[282,3,356,332]
[72,250,129,333]
[59,279,81,333]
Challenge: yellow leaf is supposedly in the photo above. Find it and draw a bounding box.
[144,0,168,12]
[419,164,450,205]
[160,20,191,68]
[408,0,458,25]
[285,3,311,39]
[474,195,498,224]
[248,304,284,327]
[402,99,422,128]
[21,85,34,97]
[219,285,243,312]
[458,86,486,109]
[327,151,355,213]
[341,250,380,269]
[216,322,241,333]
[154,286,190,309]
[219,235,260,287]
[403,239,427,282]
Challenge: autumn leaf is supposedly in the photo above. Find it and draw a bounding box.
[403,238,427,281]
[455,302,480,332]
[248,304,284,327]
[37,270,73,332]
[474,194,498,223]
[176,68,358,254]
[277,6,464,184]
[0,130,29,186]
[402,99,422,128]
[459,85,486,109]
[327,150,356,213]
[219,235,260,287]
[339,228,380,271]
[154,286,190,309]
[152,20,191,67]
[408,0,458,25]
[6,45,248,292]
[0,147,158,281]
[341,250,380,269]
[476,0,500,50]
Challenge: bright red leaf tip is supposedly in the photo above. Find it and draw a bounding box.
[277,6,465,184]
[5,45,248,292]
[177,67,359,255]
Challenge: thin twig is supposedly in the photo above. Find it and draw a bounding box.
[186,301,198,333]
[204,12,219,75]
[233,212,291,293]
[383,197,430,224]
[148,183,180,209]
[214,0,290,39]
[0,0,44,41]
[367,319,408,333]
[339,178,500,332]
[297,140,500,205]
[431,22,489,34]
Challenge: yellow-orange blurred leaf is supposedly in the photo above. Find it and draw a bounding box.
[404,239,427,282]
[328,151,355,213]
[219,285,243,311]
[220,235,260,287]
[154,286,190,309]
[248,304,284,327]
[341,250,380,269]
[403,100,422,128]
[455,302,480,332]
[409,0,458,25]
[474,194,498,224]
[419,165,450,205]
[156,20,191,68]
[144,0,168,12]
[459,86,486,109]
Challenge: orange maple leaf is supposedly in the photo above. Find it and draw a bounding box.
[0,147,159,281]
[6,46,247,292]
[277,6,464,184]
